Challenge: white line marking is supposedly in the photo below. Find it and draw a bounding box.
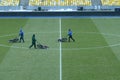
[0,33,18,38]
[1,40,120,50]
[0,32,59,38]
[1,31,120,38]
[0,44,28,49]
[1,43,120,50]
[59,18,62,80]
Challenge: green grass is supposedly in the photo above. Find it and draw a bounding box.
[0,18,60,80]
[62,18,120,80]
[0,18,120,80]
[0,19,28,63]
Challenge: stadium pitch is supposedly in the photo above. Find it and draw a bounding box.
[0,18,120,80]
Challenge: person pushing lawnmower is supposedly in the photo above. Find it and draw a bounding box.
[8,28,24,43]
[19,28,24,43]
[29,34,37,49]
[68,29,75,42]
[58,29,75,42]
[29,34,49,49]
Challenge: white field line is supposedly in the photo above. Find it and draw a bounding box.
[1,42,120,50]
[0,33,18,38]
[1,31,120,38]
[0,32,59,38]
[59,18,62,80]
[0,44,28,49]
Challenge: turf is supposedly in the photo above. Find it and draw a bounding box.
[0,19,28,63]
[61,18,120,80]
[0,18,120,80]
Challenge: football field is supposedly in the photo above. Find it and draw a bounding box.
[0,18,120,80]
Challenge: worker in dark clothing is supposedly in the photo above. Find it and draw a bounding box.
[29,34,37,49]
[19,29,24,43]
[68,29,75,42]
